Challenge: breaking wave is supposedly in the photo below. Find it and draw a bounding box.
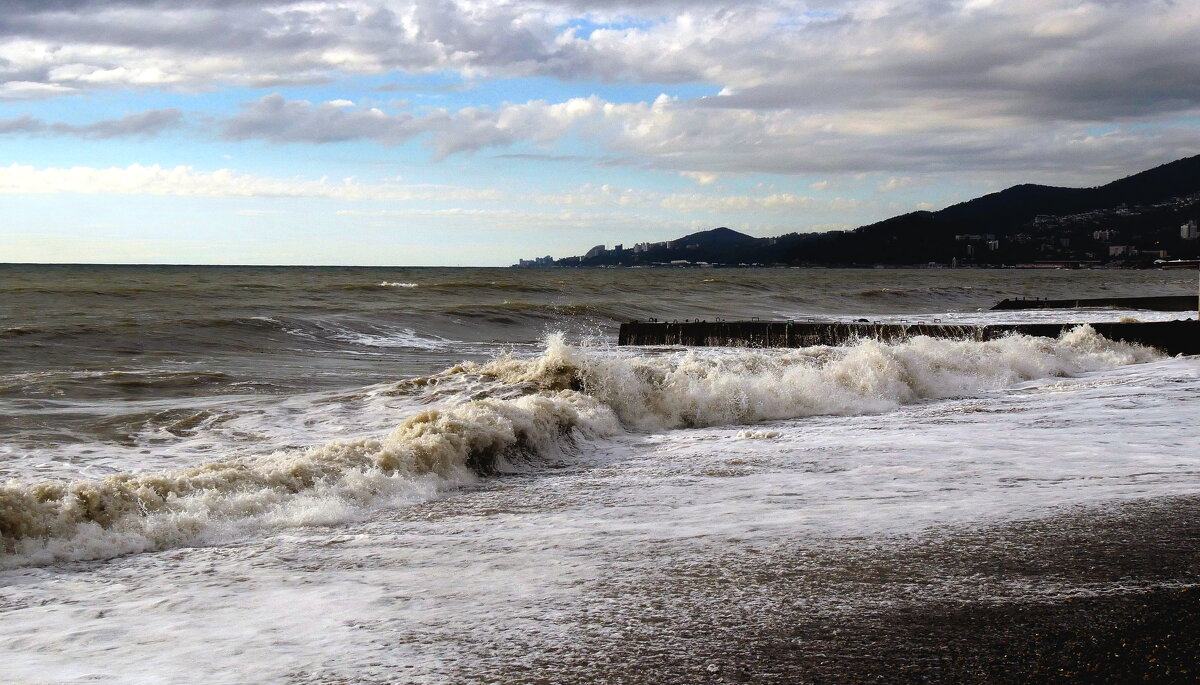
[0,325,1159,567]
[456,324,1158,430]
[2,392,619,567]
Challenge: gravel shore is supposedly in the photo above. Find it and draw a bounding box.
[463,496,1200,684]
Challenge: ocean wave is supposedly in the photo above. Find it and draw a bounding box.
[443,301,632,323]
[0,369,241,400]
[1,391,620,567]
[329,280,560,293]
[455,325,1158,430]
[854,284,994,299]
[0,325,1159,567]
[326,325,458,350]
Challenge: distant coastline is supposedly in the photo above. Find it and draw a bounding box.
[515,155,1200,270]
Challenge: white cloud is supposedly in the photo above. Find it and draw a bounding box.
[0,81,75,99]
[213,91,1200,181]
[524,184,858,215]
[234,209,290,216]
[878,177,915,192]
[0,163,503,201]
[659,193,816,213]
[527,183,657,208]
[680,171,719,185]
[335,207,692,231]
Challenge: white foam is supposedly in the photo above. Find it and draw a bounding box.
[463,326,1158,430]
[328,324,458,350]
[0,326,1162,567]
[803,307,1196,326]
[1,390,620,567]
[3,354,1197,683]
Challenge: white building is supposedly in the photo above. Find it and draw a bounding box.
[1181,220,1199,240]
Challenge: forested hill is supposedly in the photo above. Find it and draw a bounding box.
[515,154,1200,267]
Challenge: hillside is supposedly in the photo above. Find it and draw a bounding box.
[514,154,1200,267]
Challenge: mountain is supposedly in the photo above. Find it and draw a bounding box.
[895,155,1200,234]
[515,154,1200,267]
[672,226,757,247]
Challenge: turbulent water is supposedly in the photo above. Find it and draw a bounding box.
[2,265,1198,682]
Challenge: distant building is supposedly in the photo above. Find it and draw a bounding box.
[1109,245,1136,257]
[1182,220,1199,240]
[583,244,606,259]
[515,255,554,267]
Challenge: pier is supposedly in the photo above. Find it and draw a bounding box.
[618,319,1200,356]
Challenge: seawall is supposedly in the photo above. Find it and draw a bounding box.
[991,295,1197,311]
[617,320,1200,356]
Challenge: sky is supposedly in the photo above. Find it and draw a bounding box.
[2,0,1199,266]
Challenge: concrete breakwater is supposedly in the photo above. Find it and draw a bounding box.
[991,295,1197,311]
[618,319,1200,356]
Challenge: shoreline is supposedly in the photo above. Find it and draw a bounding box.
[458,496,1200,684]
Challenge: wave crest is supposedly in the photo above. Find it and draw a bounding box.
[460,326,1158,430]
[1,390,618,566]
[0,325,1158,566]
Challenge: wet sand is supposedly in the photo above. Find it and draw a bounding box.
[457,496,1200,684]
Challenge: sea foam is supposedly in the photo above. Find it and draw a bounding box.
[0,326,1159,567]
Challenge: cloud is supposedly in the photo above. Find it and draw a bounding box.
[0,114,43,134]
[335,207,694,231]
[234,209,290,216]
[658,193,816,213]
[523,183,858,215]
[213,91,1200,182]
[221,94,424,144]
[0,109,183,138]
[680,171,718,185]
[221,93,603,159]
[2,1,1199,181]
[878,177,915,192]
[0,163,503,201]
[1,0,1197,125]
[493,152,590,162]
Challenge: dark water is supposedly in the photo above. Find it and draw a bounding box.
[4,264,1195,386]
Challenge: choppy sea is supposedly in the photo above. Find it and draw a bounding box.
[2,265,1198,683]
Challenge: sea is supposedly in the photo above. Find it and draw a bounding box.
[1,264,1198,683]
